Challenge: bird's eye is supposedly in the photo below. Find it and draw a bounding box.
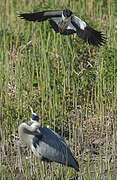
[63,9,72,17]
[31,114,39,121]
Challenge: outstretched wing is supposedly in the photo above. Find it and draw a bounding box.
[71,15,106,46]
[19,10,63,22]
[49,18,61,33]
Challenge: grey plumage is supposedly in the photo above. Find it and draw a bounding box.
[18,108,79,172]
[19,9,106,46]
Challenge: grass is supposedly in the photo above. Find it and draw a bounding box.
[0,0,117,179]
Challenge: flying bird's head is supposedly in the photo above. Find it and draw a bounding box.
[61,9,72,29]
[63,9,72,18]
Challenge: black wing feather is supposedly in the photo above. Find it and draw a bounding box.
[60,29,76,35]
[19,10,62,22]
[71,18,106,46]
[49,19,60,33]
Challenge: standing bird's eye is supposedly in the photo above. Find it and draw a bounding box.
[31,114,39,121]
[63,9,72,17]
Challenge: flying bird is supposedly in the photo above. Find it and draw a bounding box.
[18,108,79,172]
[19,9,106,46]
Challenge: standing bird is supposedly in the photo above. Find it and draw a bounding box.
[18,108,79,172]
[19,9,106,46]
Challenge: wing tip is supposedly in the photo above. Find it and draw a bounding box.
[87,29,107,47]
[18,13,28,20]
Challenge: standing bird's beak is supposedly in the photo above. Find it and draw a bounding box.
[30,107,39,121]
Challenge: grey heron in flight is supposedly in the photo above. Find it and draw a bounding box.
[18,108,79,172]
[19,9,106,46]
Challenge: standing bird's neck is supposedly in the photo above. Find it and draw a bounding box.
[18,121,40,145]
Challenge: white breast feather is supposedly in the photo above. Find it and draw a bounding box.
[67,23,76,31]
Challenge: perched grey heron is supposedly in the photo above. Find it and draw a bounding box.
[19,9,106,46]
[18,108,79,172]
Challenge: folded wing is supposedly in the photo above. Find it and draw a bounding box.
[33,127,79,171]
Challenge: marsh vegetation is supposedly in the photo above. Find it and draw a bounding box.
[0,0,117,179]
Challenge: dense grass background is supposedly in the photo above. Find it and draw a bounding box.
[0,0,117,179]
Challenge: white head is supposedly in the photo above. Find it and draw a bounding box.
[30,107,39,122]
